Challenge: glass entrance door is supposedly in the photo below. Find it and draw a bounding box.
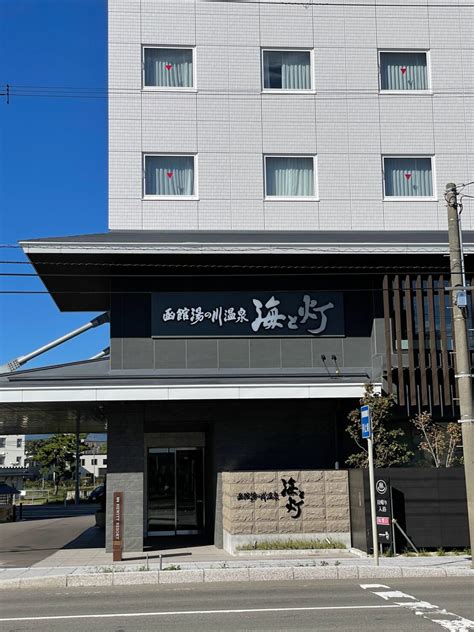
[147,448,204,536]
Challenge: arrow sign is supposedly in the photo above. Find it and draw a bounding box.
[361,405,371,439]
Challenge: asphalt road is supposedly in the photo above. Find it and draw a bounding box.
[0,507,102,567]
[0,578,472,631]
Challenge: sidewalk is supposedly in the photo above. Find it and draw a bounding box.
[0,547,472,589]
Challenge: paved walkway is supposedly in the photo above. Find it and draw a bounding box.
[1,507,472,587]
[0,514,100,568]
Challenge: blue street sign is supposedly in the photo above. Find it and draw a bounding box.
[361,405,371,439]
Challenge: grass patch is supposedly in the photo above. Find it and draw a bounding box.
[162,564,181,571]
[236,538,346,551]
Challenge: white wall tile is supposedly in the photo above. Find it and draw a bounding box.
[264,201,320,231]
[230,154,264,200]
[198,153,231,200]
[142,201,198,230]
[259,5,314,48]
[107,0,473,234]
[198,200,232,230]
[231,200,265,230]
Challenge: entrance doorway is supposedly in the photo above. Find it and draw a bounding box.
[147,448,204,536]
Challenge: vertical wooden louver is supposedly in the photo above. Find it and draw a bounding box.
[382,274,461,414]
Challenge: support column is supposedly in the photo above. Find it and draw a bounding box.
[106,406,144,553]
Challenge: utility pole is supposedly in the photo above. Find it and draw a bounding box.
[75,414,81,505]
[445,182,474,567]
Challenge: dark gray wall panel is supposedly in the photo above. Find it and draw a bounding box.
[311,338,343,367]
[218,339,250,369]
[122,338,154,369]
[187,339,219,369]
[249,339,281,368]
[343,337,372,367]
[154,339,187,369]
[281,338,312,368]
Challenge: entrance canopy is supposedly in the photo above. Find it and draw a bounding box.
[0,358,376,435]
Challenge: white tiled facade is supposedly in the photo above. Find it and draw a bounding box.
[0,435,25,467]
[108,0,473,232]
[80,453,107,478]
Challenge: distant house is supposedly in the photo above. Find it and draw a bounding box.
[0,435,25,467]
[80,453,107,480]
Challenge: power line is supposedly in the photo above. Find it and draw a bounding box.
[0,288,466,296]
[2,85,474,102]
[200,0,474,5]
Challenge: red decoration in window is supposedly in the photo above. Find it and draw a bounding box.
[166,171,173,179]
[400,67,407,75]
[405,173,412,181]
[165,64,173,70]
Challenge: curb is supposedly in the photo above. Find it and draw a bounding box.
[0,566,472,589]
[232,548,350,557]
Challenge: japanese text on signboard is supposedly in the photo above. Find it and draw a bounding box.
[152,291,344,338]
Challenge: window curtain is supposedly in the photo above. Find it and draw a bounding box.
[380,52,427,90]
[384,157,432,197]
[263,51,311,90]
[145,156,194,196]
[266,157,314,197]
[144,49,193,88]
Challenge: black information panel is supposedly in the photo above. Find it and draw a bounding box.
[375,478,392,545]
[151,291,344,338]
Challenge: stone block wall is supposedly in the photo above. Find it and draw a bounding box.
[222,470,350,552]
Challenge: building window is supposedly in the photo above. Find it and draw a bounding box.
[103,459,107,465]
[262,50,312,91]
[143,47,194,89]
[80,459,85,466]
[16,456,22,464]
[265,156,316,198]
[144,155,196,198]
[379,51,428,91]
[383,157,434,199]
[92,459,98,466]
[0,456,4,465]
[17,438,22,448]
[0,438,5,448]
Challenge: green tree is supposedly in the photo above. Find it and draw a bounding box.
[346,383,413,468]
[28,434,88,494]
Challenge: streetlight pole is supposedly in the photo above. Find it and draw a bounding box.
[445,182,474,567]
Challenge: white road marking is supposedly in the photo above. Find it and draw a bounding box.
[360,584,390,589]
[360,583,474,631]
[0,604,400,623]
[374,590,417,601]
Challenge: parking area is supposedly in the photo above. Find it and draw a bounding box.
[0,504,103,568]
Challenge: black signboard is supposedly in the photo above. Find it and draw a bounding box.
[151,291,344,338]
[375,478,392,545]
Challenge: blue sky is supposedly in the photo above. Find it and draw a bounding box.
[0,0,109,369]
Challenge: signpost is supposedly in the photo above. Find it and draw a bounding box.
[112,492,123,562]
[361,405,379,566]
[375,477,392,550]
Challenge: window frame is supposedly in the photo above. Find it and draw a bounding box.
[143,153,199,200]
[378,49,431,94]
[142,45,196,92]
[382,155,436,201]
[261,48,315,94]
[263,154,319,201]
